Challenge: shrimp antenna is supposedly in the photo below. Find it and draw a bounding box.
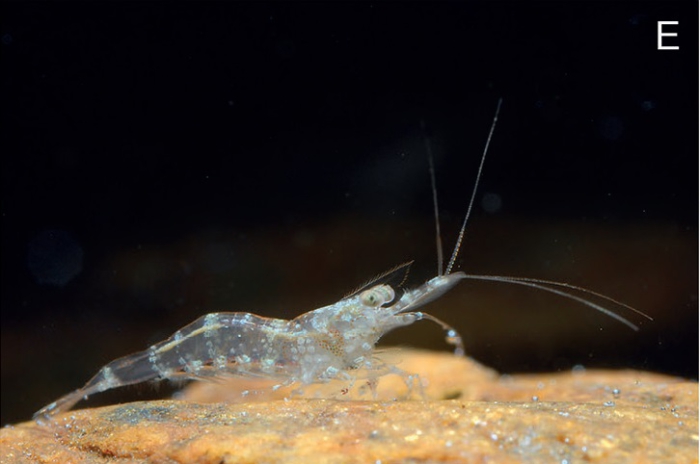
[421,120,444,277]
[423,99,502,276]
[461,274,653,331]
[445,98,503,274]
[445,98,503,275]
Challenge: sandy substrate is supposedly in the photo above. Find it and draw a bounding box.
[1,349,697,463]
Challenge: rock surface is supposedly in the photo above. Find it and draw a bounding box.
[1,349,697,463]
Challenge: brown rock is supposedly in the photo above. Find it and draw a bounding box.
[2,349,697,463]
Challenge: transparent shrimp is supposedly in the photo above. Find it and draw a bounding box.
[34,263,466,420]
[34,98,652,421]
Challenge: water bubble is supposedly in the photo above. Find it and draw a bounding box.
[481,192,502,213]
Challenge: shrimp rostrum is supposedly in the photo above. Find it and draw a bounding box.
[34,263,465,419]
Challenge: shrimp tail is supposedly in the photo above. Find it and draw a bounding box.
[33,350,158,421]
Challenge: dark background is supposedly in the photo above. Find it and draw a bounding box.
[1,3,697,425]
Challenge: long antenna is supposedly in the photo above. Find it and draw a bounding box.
[445,98,503,275]
[459,274,653,330]
[422,120,444,277]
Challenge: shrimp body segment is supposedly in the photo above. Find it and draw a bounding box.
[33,271,466,419]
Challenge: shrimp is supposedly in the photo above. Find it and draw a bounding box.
[33,263,465,420]
[33,99,651,420]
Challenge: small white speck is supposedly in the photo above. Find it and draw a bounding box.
[101,366,118,388]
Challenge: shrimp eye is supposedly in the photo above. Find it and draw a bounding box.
[360,285,395,307]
